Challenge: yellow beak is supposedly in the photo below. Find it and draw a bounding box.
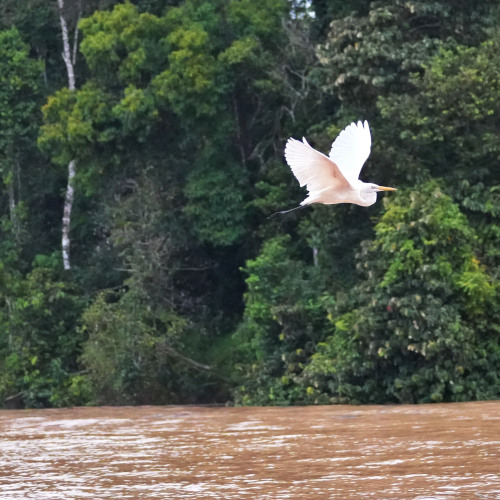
[377,186,397,191]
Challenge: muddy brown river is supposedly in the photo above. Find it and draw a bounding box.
[0,402,499,499]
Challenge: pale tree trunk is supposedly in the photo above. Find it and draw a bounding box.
[57,0,80,270]
[61,160,76,269]
[7,180,17,234]
[313,246,318,267]
[4,145,21,242]
[58,0,76,91]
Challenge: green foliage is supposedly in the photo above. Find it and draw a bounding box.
[233,235,331,405]
[317,1,494,112]
[39,83,115,167]
[3,0,500,408]
[184,162,247,246]
[80,289,192,405]
[305,182,500,403]
[79,3,169,87]
[0,28,42,139]
[378,38,500,198]
[79,174,224,404]
[0,256,88,408]
[0,28,43,236]
[377,34,500,289]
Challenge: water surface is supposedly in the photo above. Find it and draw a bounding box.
[1,402,499,498]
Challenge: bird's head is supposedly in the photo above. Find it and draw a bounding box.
[359,183,397,207]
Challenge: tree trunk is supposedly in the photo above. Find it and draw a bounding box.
[62,159,76,270]
[57,0,76,91]
[7,178,17,236]
[232,92,247,168]
[5,144,21,242]
[57,0,79,270]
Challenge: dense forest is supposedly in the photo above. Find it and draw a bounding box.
[1,0,500,408]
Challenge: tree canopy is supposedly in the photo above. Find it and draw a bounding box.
[1,0,500,408]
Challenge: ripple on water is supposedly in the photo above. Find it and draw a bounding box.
[0,402,499,499]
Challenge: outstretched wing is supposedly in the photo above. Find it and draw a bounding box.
[285,137,351,202]
[329,120,371,185]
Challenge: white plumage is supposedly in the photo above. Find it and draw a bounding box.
[329,120,371,185]
[282,120,395,212]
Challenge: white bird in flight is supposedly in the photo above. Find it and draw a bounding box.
[273,120,396,216]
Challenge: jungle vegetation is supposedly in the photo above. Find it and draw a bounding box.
[1,0,500,407]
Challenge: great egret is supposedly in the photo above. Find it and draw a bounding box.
[273,120,396,216]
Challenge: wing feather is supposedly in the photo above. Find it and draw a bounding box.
[329,120,371,184]
[284,138,351,201]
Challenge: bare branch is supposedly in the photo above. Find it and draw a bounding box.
[164,345,212,371]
